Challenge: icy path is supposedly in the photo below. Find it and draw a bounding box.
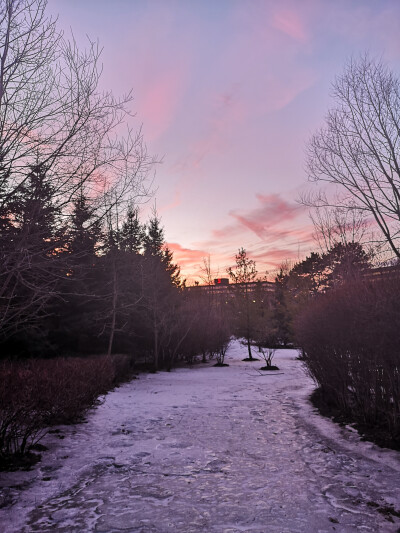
[1,342,400,533]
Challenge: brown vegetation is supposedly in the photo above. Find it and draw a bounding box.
[0,354,133,467]
[295,271,400,448]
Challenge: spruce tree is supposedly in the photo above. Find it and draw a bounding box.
[141,211,181,369]
[53,192,103,354]
[17,164,63,253]
[120,205,145,254]
[0,163,65,352]
[144,212,165,258]
[272,269,292,347]
[163,246,182,288]
[68,194,102,266]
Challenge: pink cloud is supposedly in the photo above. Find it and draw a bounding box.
[178,193,316,282]
[167,241,235,282]
[209,195,313,252]
[229,194,305,240]
[166,242,208,269]
[171,85,247,178]
[272,9,308,43]
[251,247,300,271]
[140,69,185,142]
[159,188,182,213]
[227,3,316,114]
[211,223,243,241]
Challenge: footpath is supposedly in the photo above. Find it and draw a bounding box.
[1,341,399,532]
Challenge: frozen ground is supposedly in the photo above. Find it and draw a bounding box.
[0,340,399,533]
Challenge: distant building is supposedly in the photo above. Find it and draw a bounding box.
[214,278,229,286]
[187,278,274,296]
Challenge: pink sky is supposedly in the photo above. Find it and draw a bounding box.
[50,0,400,282]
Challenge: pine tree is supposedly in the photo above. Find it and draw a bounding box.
[68,194,102,265]
[272,269,292,347]
[287,252,326,296]
[141,211,181,369]
[52,192,103,354]
[144,210,181,286]
[163,246,182,288]
[0,163,65,350]
[144,212,165,258]
[120,205,145,254]
[106,205,145,355]
[16,164,63,252]
[326,242,371,287]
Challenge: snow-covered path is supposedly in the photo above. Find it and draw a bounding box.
[1,341,399,533]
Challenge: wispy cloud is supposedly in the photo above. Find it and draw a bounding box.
[171,84,246,178]
[272,9,308,43]
[139,68,187,142]
[158,189,182,213]
[166,242,208,270]
[229,194,303,240]
[50,0,400,284]
[178,193,315,281]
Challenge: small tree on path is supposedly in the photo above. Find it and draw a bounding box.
[227,248,258,360]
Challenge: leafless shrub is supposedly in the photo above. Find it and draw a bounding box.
[259,347,277,368]
[215,341,229,366]
[295,269,400,443]
[0,353,133,463]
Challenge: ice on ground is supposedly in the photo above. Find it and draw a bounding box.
[0,340,399,532]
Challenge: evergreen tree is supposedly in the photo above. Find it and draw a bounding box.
[1,165,63,336]
[144,212,165,258]
[140,211,182,369]
[144,210,181,286]
[163,246,182,288]
[68,194,102,265]
[271,268,292,346]
[0,166,20,304]
[51,193,103,354]
[16,163,64,252]
[120,205,144,254]
[326,241,371,287]
[286,252,326,296]
[286,242,371,298]
[99,210,144,357]
[107,205,146,355]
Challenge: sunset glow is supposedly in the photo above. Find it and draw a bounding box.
[49,0,400,281]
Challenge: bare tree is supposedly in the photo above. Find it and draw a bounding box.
[0,0,153,210]
[199,255,214,286]
[227,248,257,360]
[309,201,369,253]
[306,54,400,259]
[197,256,219,362]
[0,0,154,337]
[259,346,277,370]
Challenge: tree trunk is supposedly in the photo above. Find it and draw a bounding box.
[153,311,159,371]
[107,259,117,357]
[247,337,253,359]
